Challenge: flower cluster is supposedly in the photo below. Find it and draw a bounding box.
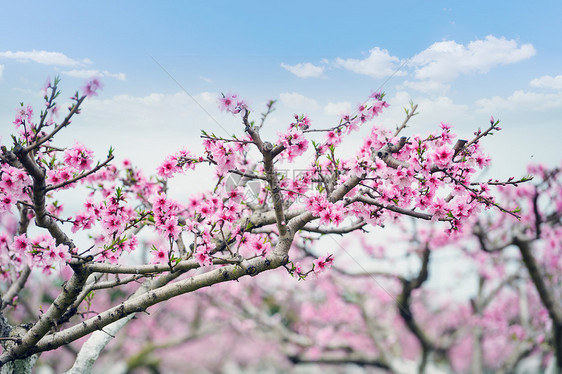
[63,142,94,171]
[0,81,517,306]
[276,116,310,162]
[13,104,34,128]
[82,78,103,97]
[312,254,334,274]
[157,148,201,178]
[218,93,249,115]
[0,165,30,214]
[1,233,71,276]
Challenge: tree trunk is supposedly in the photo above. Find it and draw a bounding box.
[0,356,37,374]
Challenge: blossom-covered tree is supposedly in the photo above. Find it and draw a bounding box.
[472,164,562,372]
[0,77,526,373]
[83,164,561,374]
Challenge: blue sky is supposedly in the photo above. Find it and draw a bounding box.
[1,1,561,180]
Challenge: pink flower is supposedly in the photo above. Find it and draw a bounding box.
[157,156,179,178]
[82,78,103,97]
[13,234,29,253]
[218,93,248,115]
[72,211,93,233]
[13,104,33,128]
[0,193,15,213]
[42,77,51,95]
[126,235,139,253]
[102,214,125,236]
[371,99,389,116]
[432,146,454,168]
[151,245,168,264]
[251,237,271,257]
[313,255,334,274]
[194,247,213,267]
[474,154,491,169]
[63,143,94,171]
[53,244,71,262]
[161,216,182,240]
[49,105,60,119]
[429,197,448,220]
[294,262,303,276]
[218,93,237,112]
[319,209,332,226]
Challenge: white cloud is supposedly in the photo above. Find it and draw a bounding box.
[530,75,562,90]
[87,92,211,126]
[104,71,127,81]
[324,101,353,117]
[398,80,450,94]
[380,91,472,135]
[476,90,562,113]
[333,47,404,79]
[279,92,318,110]
[0,50,90,66]
[0,65,4,79]
[414,96,470,123]
[63,91,224,167]
[280,62,324,78]
[197,91,217,105]
[410,36,535,81]
[62,69,127,81]
[65,91,225,201]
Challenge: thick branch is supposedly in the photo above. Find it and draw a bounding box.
[300,220,367,235]
[397,247,447,370]
[514,236,562,325]
[64,263,191,374]
[0,253,287,364]
[82,257,239,275]
[372,137,409,169]
[288,354,391,370]
[354,195,451,221]
[514,235,562,370]
[0,145,94,365]
[1,268,31,311]
[0,267,90,366]
[14,145,74,247]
